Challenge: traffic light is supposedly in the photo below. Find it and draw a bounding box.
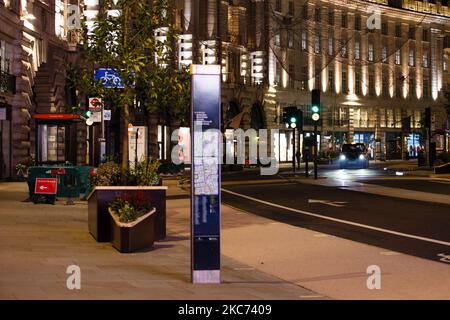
[80,109,94,126]
[282,106,302,129]
[424,107,431,129]
[311,89,320,122]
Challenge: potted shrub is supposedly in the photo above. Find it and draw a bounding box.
[108,192,156,253]
[87,157,167,242]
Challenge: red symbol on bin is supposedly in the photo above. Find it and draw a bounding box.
[35,178,57,195]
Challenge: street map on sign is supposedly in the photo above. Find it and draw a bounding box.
[194,157,219,195]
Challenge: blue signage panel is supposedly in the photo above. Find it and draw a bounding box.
[191,65,221,284]
[95,68,125,88]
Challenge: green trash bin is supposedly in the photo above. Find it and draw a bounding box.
[56,167,81,199]
[75,166,94,197]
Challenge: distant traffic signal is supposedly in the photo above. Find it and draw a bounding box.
[311,89,320,122]
[282,106,302,129]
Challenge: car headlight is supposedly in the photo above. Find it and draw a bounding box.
[359,154,365,160]
[340,155,346,161]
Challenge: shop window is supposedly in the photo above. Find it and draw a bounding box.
[379,108,386,128]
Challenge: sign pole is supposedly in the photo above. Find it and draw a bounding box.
[314,122,318,180]
[190,65,221,284]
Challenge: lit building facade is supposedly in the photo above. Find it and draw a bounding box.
[176,0,450,161]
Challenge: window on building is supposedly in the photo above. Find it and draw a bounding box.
[328,37,334,56]
[341,39,347,58]
[275,0,282,12]
[301,30,307,51]
[275,32,280,46]
[423,29,429,41]
[381,47,387,63]
[0,40,11,73]
[315,68,320,89]
[301,66,308,90]
[355,41,361,60]
[355,15,361,30]
[379,108,386,127]
[342,71,348,94]
[289,64,295,89]
[288,1,294,16]
[315,8,321,22]
[368,42,374,62]
[409,49,415,66]
[355,73,361,95]
[395,49,401,65]
[387,109,394,127]
[328,70,334,94]
[302,5,308,20]
[328,10,334,25]
[275,61,281,85]
[314,34,320,54]
[288,31,294,48]
[423,50,429,68]
[395,24,402,37]
[408,26,415,39]
[444,61,448,71]
[382,22,388,35]
[342,13,348,28]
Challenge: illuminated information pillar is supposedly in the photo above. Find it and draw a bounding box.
[191,64,221,284]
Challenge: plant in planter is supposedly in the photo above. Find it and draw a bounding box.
[87,157,168,243]
[108,192,156,253]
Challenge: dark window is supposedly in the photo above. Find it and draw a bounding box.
[342,13,348,28]
[382,22,388,35]
[288,1,294,16]
[328,11,334,25]
[315,8,321,22]
[355,15,361,30]
[395,24,402,37]
[275,0,281,12]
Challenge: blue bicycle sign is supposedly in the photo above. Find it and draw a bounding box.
[95,68,125,88]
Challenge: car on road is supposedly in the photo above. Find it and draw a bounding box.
[339,143,369,169]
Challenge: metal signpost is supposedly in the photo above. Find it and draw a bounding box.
[190,65,221,284]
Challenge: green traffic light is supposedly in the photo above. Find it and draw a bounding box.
[311,105,319,113]
[86,111,92,118]
[290,117,297,123]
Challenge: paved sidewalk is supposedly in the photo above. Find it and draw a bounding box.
[0,182,318,300]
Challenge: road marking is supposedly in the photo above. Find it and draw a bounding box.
[437,253,450,263]
[222,188,450,247]
[308,199,347,207]
[233,267,256,271]
[314,233,329,238]
[380,251,400,256]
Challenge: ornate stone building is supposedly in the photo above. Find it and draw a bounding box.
[0,0,85,179]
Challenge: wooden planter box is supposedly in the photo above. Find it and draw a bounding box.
[87,186,168,242]
[109,207,156,253]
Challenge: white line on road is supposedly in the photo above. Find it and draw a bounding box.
[222,188,450,247]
